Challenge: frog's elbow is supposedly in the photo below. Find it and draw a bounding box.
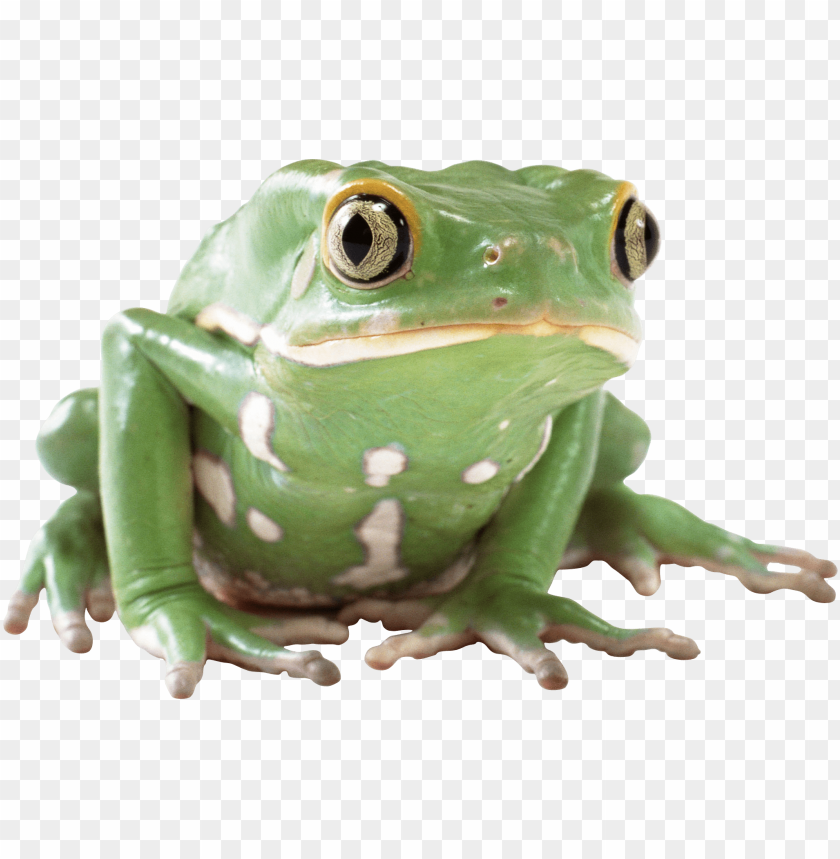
[102,308,155,351]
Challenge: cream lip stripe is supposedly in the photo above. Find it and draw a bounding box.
[260,319,640,368]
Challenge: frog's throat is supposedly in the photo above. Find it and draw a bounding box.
[260,320,640,368]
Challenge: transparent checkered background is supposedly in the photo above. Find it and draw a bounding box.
[1,2,838,857]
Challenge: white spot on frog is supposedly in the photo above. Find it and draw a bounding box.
[193,551,340,608]
[515,415,553,482]
[290,233,318,300]
[194,302,262,346]
[398,545,477,599]
[545,236,578,269]
[461,458,500,485]
[246,508,284,543]
[362,445,408,487]
[258,325,285,355]
[192,451,237,527]
[361,309,401,337]
[242,570,272,590]
[332,499,409,588]
[499,419,510,431]
[238,392,289,472]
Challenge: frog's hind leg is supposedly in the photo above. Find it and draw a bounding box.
[570,393,836,603]
[3,389,114,651]
[572,484,836,603]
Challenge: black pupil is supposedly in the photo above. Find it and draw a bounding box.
[342,213,373,265]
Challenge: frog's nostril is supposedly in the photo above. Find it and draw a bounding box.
[483,246,501,265]
[493,297,508,309]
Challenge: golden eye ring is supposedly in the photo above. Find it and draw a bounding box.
[322,180,420,289]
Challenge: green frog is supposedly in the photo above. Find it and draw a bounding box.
[4,160,835,698]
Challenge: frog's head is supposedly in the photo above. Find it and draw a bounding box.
[170,160,659,396]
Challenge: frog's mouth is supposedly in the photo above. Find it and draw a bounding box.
[259,320,640,368]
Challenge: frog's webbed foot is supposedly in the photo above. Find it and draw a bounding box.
[362,581,699,690]
[125,583,345,698]
[571,486,837,603]
[3,492,115,653]
[133,626,341,700]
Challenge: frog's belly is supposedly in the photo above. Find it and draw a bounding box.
[188,405,554,609]
[193,531,477,610]
[191,487,489,608]
[190,462,505,609]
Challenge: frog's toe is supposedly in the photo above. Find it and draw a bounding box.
[5,545,48,635]
[744,546,837,602]
[365,619,478,670]
[569,518,664,596]
[480,630,569,690]
[251,614,350,647]
[738,563,836,603]
[661,544,837,604]
[129,621,206,698]
[751,545,836,577]
[46,567,101,653]
[165,662,205,699]
[606,553,662,597]
[207,617,341,686]
[532,592,700,662]
[207,639,342,686]
[208,643,340,687]
[541,623,700,660]
[594,531,663,595]
[337,597,436,631]
[3,590,41,635]
[294,652,341,686]
[85,581,116,623]
[53,610,94,653]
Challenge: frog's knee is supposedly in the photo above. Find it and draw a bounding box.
[590,393,651,489]
[37,388,100,492]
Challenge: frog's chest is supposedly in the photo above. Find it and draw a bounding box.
[186,397,554,604]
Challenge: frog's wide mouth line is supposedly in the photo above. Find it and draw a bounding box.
[259,320,640,368]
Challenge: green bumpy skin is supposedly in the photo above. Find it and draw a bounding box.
[5,160,836,698]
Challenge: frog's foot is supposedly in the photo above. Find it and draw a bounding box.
[124,582,342,698]
[3,492,114,652]
[732,545,835,600]
[573,487,837,603]
[363,581,699,690]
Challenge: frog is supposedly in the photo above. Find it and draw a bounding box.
[4,160,836,698]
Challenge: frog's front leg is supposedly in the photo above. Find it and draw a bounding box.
[362,391,699,690]
[100,309,344,697]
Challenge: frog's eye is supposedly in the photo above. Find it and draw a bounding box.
[326,194,412,288]
[613,198,660,283]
